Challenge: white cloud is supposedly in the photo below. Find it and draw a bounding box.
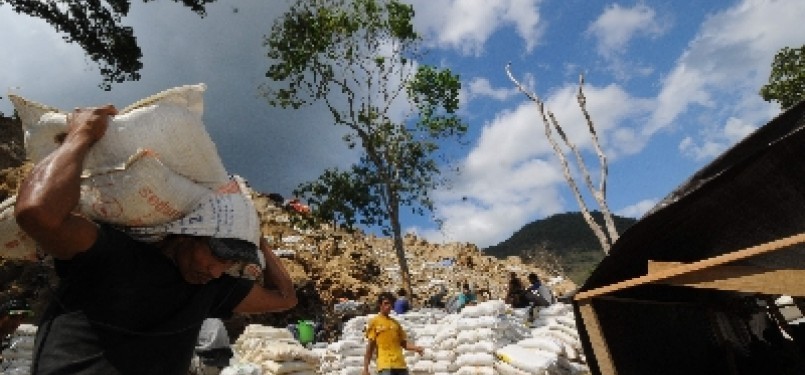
[408,0,545,55]
[649,0,805,141]
[424,79,652,247]
[586,3,668,80]
[467,77,519,101]
[587,4,667,58]
[678,116,758,161]
[541,82,654,158]
[616,198,658,219]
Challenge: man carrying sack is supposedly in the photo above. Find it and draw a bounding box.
[15,106,297,375]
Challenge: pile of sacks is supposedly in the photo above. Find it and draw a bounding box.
[316,300,589,375]
[1,323,37,375]
[222,325,320,375]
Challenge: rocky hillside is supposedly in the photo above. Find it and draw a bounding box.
[0,115,575,340]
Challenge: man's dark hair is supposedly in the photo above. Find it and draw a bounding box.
[397,288,407,297]
[377,292,395,307]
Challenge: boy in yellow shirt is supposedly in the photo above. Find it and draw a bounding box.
[362,292,424,375]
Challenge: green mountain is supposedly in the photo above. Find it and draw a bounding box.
[483,211,637,285]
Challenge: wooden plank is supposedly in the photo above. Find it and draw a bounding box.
[579,301,617,375]
[647,260,683,274]
[658,265,805,296]
[574,232,805,302]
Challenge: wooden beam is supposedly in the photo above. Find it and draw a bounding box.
[647,260,683,274]
[656,265,805,296]
[574,232,805,302]
[579,301,617,375]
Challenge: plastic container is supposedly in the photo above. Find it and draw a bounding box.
[297,320,315,344]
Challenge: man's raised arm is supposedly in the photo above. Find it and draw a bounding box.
[233,237,298,313]
[15,105,117,259]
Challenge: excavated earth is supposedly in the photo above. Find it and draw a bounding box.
[0,116,576,340]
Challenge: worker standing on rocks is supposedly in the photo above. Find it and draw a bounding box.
[15,106,298,375]
[363,292,424,375]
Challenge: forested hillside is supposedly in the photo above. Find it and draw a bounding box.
[484,212,637,284]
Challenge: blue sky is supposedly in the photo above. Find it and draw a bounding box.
[1,0,804,249]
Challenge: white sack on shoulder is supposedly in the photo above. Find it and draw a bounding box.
[78,149,211,226]
[10,84,228,188]
[124,176,261,248]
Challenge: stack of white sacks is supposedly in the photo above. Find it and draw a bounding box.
[222,325,320,375]
[318,315,375,375]
[316,300,589,375]
[1,324,37,375]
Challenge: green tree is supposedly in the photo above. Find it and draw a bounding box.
[760,45,805,109]
[263,0,467,296]
[0,0,218,89]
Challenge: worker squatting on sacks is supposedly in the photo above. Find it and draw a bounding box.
[363,292,425,375]
[14,106,298,375]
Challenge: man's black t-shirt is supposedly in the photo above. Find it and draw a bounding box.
[32,224,253,375]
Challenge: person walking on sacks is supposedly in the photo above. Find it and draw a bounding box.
[363,292,424,375]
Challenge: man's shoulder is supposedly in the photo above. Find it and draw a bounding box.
[369,314,399,325]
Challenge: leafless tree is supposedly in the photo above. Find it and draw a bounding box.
[506,64,618,254]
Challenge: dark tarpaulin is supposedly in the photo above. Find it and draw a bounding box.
[573,100,805,375]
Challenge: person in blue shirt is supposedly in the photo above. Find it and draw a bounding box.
[456,283,477,311]
[393,288,410,314]
[525,273,555,321]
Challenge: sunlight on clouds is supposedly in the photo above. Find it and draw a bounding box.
[467,77,519,101]
[465,103,553,170]
[408,0,544,55]
[678,116,758,161]
[722,116,756,142]
[425,78,654,247]
[649,0,805,144]
[649,66,711,135]
[679,137,724,161]
[586,3,667,80]
[543,83,654,158]
[587,3,667,58]
[419,164,565,247]
[616,198,658,219]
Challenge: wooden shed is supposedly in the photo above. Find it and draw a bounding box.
[573,100,805,375]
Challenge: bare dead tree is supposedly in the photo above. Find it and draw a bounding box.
[506,64,618,254]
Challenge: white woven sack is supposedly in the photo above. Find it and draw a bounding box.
[433,350,456,362]
[77,149,211,226]
[261,359,312,374]
[455,352,495,368]
[456,328,494,345]
[238,325,294,341]
[125,176,261,248]
[339,367,365,375]
[328,339,364,354]
[496,344,558,374]
[455,366,496,375]
[221,363,263,375]
[517,337,564,355]
[9,84,228,189]
[411,359,434,373]
[495,360,538,375]
[0,196,38,260]
[432,360,456,373]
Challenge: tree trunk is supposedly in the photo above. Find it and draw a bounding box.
[389,194,413,303]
